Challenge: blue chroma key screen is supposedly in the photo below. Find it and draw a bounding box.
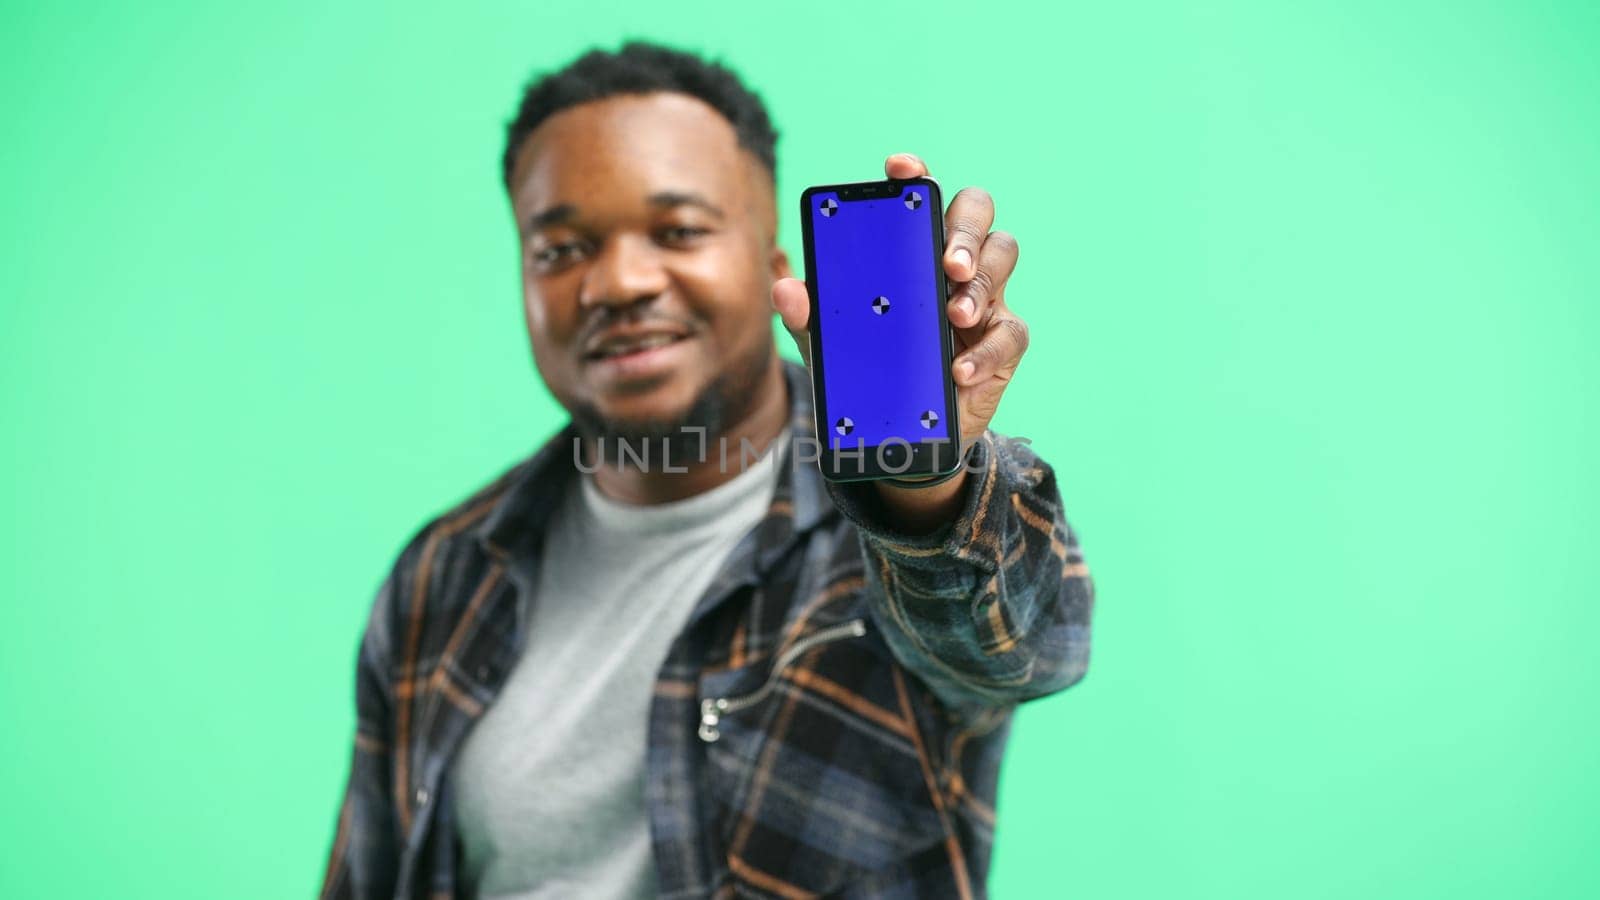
[809,185,951,449]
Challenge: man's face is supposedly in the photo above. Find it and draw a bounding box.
[507,91,788,449]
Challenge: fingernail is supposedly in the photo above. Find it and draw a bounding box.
[954,296,975,320]
[953,247,972,271]
[957,359,976,382]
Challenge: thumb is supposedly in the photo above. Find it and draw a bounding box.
[771,277,812,367]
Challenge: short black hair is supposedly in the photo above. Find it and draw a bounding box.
[500,40,779,191]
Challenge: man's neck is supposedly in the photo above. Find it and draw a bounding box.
[586,356,790,506]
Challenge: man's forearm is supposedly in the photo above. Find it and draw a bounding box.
[822,430,1095,713]
[871,469,971,535]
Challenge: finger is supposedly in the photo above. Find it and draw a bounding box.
[946,229,1019,335]
[885,152,929,180]
[943,186,995,283]
[771,276,813,367]
[953,308,1029,387]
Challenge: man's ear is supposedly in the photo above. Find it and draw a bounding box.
[770,245,793,281]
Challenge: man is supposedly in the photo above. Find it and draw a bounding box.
[321,40,1094,900]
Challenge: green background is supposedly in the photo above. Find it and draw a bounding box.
[2,1,1594,897]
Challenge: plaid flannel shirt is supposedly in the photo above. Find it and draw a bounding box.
[320,359,1094,899]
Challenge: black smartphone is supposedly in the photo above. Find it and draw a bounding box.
[799,176,962,483]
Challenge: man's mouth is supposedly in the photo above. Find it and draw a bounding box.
[581,328,697,385]
[585,332,690,361]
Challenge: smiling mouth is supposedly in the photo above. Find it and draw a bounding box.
[585,333,691,361]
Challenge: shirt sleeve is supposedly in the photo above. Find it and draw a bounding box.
[822,428,1095,717]
[320,570,405,900]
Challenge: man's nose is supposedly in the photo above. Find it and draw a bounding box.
[578,232,670,309]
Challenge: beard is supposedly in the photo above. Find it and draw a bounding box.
[568,340,774,473]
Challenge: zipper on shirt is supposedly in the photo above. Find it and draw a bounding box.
[698,617,868,743]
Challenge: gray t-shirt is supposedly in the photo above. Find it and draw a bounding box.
[449,428,788,899]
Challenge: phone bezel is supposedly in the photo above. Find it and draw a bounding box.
[798,176,964,483]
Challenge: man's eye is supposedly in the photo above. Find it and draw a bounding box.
[661,226,709,243]
[532,242,583,266]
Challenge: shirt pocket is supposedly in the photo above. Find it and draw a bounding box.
[696,617,949,894]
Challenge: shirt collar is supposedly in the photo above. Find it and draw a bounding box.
[474,358,834,566]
